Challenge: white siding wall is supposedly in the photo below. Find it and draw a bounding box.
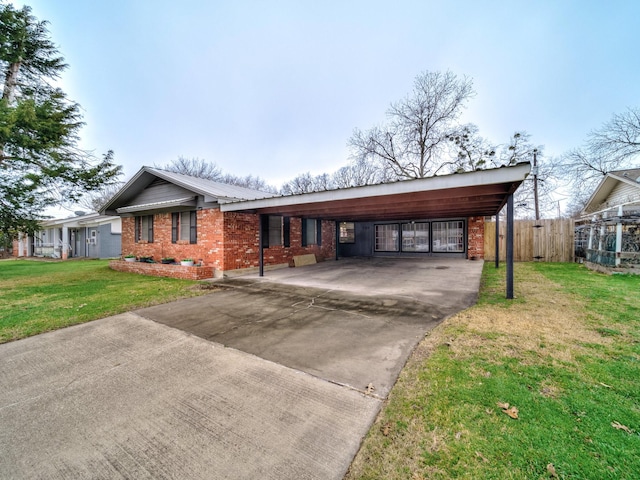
[131,183,195,205]
[605,181,640,208]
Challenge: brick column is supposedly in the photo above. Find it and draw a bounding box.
[467,216,485,260]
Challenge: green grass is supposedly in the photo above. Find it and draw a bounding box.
[347,263,640,480]
[0,259,208,343]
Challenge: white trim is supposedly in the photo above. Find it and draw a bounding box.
[115,196,196,213]
[582,171,640,215]
[579,198,640,218]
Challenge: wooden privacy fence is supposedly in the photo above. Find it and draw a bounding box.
[484,219,575,262]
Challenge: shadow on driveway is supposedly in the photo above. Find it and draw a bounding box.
[137,257,484,396]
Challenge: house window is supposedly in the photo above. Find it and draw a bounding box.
[135,215,154,243]
[172,211,197,244]
[339,222,355,244]
[375,224,399,252]
[432,220,464,252]
[402,222,429,252]
[302,218,316,246]
[302,218,322,246]
[269,216,283,246]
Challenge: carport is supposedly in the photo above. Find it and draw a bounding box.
[221,162,531,298]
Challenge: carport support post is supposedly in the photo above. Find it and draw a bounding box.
[495,210,500,268]
[259,214,264,277]
[506,193,514,299]
[335,221,339,260]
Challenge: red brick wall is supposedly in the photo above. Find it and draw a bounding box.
[467,216,485,259]
[119,209,337,276]
[110,260,214,280]
[121,209,224,267]
[221,212,260,271]
[222,213,336,272]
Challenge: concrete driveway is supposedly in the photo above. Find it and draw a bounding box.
[139,257,483,397]
[0,257,483,479]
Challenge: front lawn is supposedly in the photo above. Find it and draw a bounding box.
[0,259,208,343]
[347,262,640,479]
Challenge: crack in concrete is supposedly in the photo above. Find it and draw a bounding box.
[290,289,372,319]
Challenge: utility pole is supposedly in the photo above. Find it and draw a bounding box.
[533,149,540,221]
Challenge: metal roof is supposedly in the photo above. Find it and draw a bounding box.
[40,212,119,228]
[101,167,275,215]
[220,162,531,221]
[146,168,275,201]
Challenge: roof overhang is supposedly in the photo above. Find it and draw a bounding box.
[581,172,640,216]
[115,196,197,214]
[39,212,117,228]
[220,162,531,221]
[100,166,274,216]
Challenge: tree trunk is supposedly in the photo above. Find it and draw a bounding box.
[3,60,22,104]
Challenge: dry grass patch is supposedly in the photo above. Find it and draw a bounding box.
[346,263,640,480]
[446,267,610,364]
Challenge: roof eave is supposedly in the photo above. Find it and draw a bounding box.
[221,162,531,213]
[580,172,640,215]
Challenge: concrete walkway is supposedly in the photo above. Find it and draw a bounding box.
[0,258,483,479]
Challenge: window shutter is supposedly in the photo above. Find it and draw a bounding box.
[260,215,270,248]
[283,217,290,248]
[148,216,154,243]
[190,211,197,244]
[135,216,140,242]
[316,219,322,246]
[301,218,308,247]
[171,213,178,243]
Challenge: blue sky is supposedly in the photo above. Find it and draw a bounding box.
[12,0,640,188]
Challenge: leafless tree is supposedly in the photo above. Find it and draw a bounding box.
[156,157,223,181]
[332,156,389,188]
[560,147,611,210]
[589,107,640,163]
[219,173,278,193]
[494,132,559,219]
[76,182,125,211]
[561,106,640,212]
[447,124,497,172]
[280,172,323,195]
[157,156,277,193]
[348,70,475,179]
[281,156,395,195]
[499,131,537,166]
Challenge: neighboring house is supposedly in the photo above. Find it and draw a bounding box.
[577,168,640,269]
[101,164,530,280]
[13,212,122,260]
